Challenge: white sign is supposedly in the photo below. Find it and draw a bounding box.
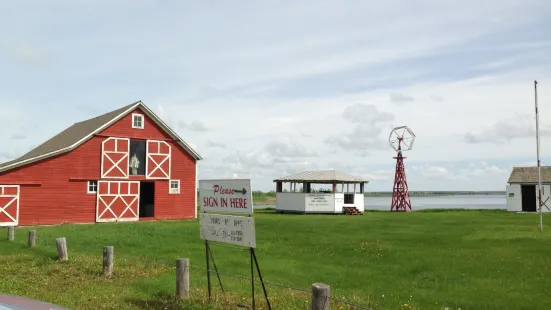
[199,179,253,214]
[306,193,333,208]
[200,213,256,248]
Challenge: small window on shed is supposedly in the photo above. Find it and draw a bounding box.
[87,181,98,194]
[132,113,144,129]
[169,180,180,194]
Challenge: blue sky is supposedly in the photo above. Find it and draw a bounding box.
[1,0,551,191]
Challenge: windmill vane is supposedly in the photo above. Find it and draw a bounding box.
[389,125,415,212]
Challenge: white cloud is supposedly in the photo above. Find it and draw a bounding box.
[463,161,509,176]
[178,120,209,132]
[363,169,395,181]
[464,114,551,144]
[206,141,227,149]
[5,43,46,65]
[10,134,26,140]
[265,138,318,158]
[390,93,414,104]
[415,164,459,180]
[325,103,395,151]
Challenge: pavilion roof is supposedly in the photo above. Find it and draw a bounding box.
[273,170,368,184]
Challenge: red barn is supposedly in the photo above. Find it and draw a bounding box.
[0,101,202,226]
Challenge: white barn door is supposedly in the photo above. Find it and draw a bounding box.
[146,140,171,179]
[101,137,130,179]
[96,181,140,222]
[0,185,19,226]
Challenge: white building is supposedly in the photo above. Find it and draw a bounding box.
[273,170,368,215]
[506,166,551,212]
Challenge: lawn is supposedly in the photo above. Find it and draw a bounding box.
[1,210,550,309]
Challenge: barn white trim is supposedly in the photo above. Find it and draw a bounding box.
[131,113,144,129]
[195,165,198,219]
[169,180,180,194]
[0,185,20,227]
[146,140,171,179]
[101,137,130,179]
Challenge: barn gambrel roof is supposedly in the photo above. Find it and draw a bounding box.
[0,101,202,173]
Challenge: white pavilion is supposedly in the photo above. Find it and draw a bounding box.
[273,170,369,214]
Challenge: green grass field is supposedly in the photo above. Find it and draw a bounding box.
[1,210,550,309]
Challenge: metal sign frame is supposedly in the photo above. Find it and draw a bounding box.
[199,178,270,310]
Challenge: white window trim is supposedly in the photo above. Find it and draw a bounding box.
[87,181,98,194]
[169,179,180,194]
[132,113,144,129]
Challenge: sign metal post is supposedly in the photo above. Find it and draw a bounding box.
[198,179,271,310]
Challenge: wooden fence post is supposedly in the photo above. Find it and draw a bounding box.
[176,258,190,299]
[311,283,330,310]
[56,237,68,260]
[28,230,36,248]
[8,226,14,241]
[103,246,114,276]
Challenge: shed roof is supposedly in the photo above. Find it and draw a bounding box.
[273,170,368,183]
[0,101,202,173]
[508,166,551,183]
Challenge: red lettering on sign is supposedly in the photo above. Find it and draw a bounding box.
[213,185,235,195]
[228,198,248,209]
[203,197,219,207]
[221,198,228,207]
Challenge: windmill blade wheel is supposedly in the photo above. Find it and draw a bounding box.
[388,125,416,152]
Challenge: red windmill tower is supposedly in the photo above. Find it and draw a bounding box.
[389,126,416,212]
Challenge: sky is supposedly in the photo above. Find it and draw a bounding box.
[1,0,551,192]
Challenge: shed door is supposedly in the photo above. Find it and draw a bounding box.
[506,184,522,212]
[146,140,171,179]
[96,181,140,222]
[0,185,19,226]
[101,137,130,179]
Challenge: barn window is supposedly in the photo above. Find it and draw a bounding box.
[129,139,146,175]
[132,113,144,129]
[87,181,98,194]
[169,180,180,194]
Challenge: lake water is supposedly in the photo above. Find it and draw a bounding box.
[364,194,506,211]
[255,194,507,210]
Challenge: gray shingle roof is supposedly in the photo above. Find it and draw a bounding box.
[0,101,202,173]
[273,170,368,183]
[508,166,551,183]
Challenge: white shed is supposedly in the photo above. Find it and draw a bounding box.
[507,166,551,212]
[273,170,369,215]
